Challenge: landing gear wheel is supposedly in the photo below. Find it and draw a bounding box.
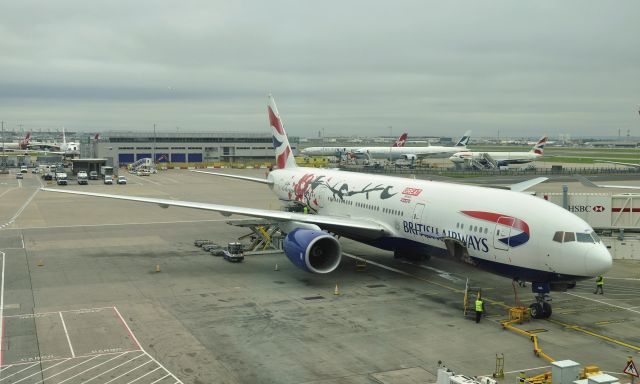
[541,302,552,318]
[567,281,576,289]
[530,303,543,319]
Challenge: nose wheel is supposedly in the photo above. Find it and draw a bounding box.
[530,293,552,319]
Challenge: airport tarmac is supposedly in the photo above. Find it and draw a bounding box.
[0,169,639,384]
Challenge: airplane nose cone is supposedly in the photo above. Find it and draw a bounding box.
[584,246,613,276]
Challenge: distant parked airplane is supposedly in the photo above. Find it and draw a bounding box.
[449,136,547,167]
[352,131,472,161]
[42,97,611,320]
[301,133,408,157]
[0,132,30,151]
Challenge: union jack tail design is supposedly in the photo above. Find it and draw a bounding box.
[268,95,297,169]
[19,132,31,149]
[530,136,547,155]
[392,133,408,147]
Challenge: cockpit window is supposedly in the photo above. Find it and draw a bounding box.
[563,232,575,242]
[576,233,594,243]
[591,232,601,243]
[553,231,563,243]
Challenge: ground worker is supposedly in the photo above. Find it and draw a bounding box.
[519,371,526,384]
[303,206,309,214]
[594,275,604,294]
[475,294,484,323]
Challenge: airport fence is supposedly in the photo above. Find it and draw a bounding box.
[340,165,640,178]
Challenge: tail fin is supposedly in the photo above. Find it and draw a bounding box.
[455,130,472,147]
[392,133,408,147]
[268,95,297,169]
[20,132,31,149]
[530,136,547,155]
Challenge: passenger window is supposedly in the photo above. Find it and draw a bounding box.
[553,231,563,243]
[563,232,575,242]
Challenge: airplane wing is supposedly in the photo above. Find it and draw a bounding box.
[574,174,640,190]
[40,188,392,237]
[509,177,548,192]
[594,160,640,169]
[190,170,273,185]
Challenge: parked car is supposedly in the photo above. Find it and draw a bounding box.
[16,173,23,179]
[43,173,53,181]
[117,176,127,185]
[104,177,113,185]
[89,171,98,180]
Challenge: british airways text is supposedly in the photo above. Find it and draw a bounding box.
[403,221,489,252]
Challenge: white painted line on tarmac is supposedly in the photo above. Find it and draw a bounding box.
[59,312,75,358]
[604,277,640,281]
[0,362,40,379]
[138,351,183,384]
[565,292,640,315]
[10,358,73,383]
[0,188,15,200]
[103,360,153,384]
[2,186,40,228]
[4,306,114,318]
[15,218,230,231]
[33,354,102,384]
[149,374,171,384]
[55,351,132,384]
[126,366,161,384]
[81,352,147,384]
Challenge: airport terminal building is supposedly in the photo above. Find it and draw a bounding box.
[94,131,298,167]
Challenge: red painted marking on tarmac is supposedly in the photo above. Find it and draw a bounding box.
[112,307,142,350]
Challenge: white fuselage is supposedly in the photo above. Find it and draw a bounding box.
[450,151,540,165]
[355,146,470,160]
[267,167,611,282]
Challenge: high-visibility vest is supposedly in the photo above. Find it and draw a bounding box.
[597,276,604,286]
[475,299,483,312]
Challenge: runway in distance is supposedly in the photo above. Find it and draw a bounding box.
[449,136,547,166]
[42,96,611,319]
[351,130,471,161]
[301,132,408,157]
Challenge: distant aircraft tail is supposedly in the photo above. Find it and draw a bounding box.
[19,132,31,149]
[94,133,101,141]
[530,136,547,155]
[392,133,408,147]
[455,130,472,147]
[268,95,297,169]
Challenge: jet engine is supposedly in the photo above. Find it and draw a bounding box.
[401,154,418,161]
[283,228,342,274]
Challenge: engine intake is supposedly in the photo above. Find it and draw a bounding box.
[283,229,342,274]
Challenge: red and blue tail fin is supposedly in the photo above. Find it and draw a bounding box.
[268,95,297,169]
[392,133,408,147]
[530,136,547,155]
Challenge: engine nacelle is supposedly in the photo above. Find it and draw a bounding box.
[401,154,418,161]
[496,160,508,167]
[283,228,342,274]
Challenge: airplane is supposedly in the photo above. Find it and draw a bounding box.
[41,96,611,319]
[449,136,547,167]
[0,132,31,151]
[574,174,640,190]
[351,131,471,161]
[301,133,408,157]
[27,127,80,153]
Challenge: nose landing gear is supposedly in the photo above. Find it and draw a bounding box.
[530,283,553,319]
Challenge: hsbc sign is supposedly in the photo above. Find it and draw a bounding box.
[542,193,612,228]
[568,205,606,213]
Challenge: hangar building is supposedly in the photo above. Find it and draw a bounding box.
[94,131,298,167]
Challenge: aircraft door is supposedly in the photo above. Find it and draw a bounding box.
[493,216,513,251]
[412,203,425,221]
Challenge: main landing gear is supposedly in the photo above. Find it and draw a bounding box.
[529,283,552,319]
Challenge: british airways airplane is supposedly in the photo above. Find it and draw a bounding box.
[449,136,547,167]
[42,96,611,319]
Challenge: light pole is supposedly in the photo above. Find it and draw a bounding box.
[0,121,7,173]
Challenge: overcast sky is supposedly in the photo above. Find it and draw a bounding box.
[1,1,639,138]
